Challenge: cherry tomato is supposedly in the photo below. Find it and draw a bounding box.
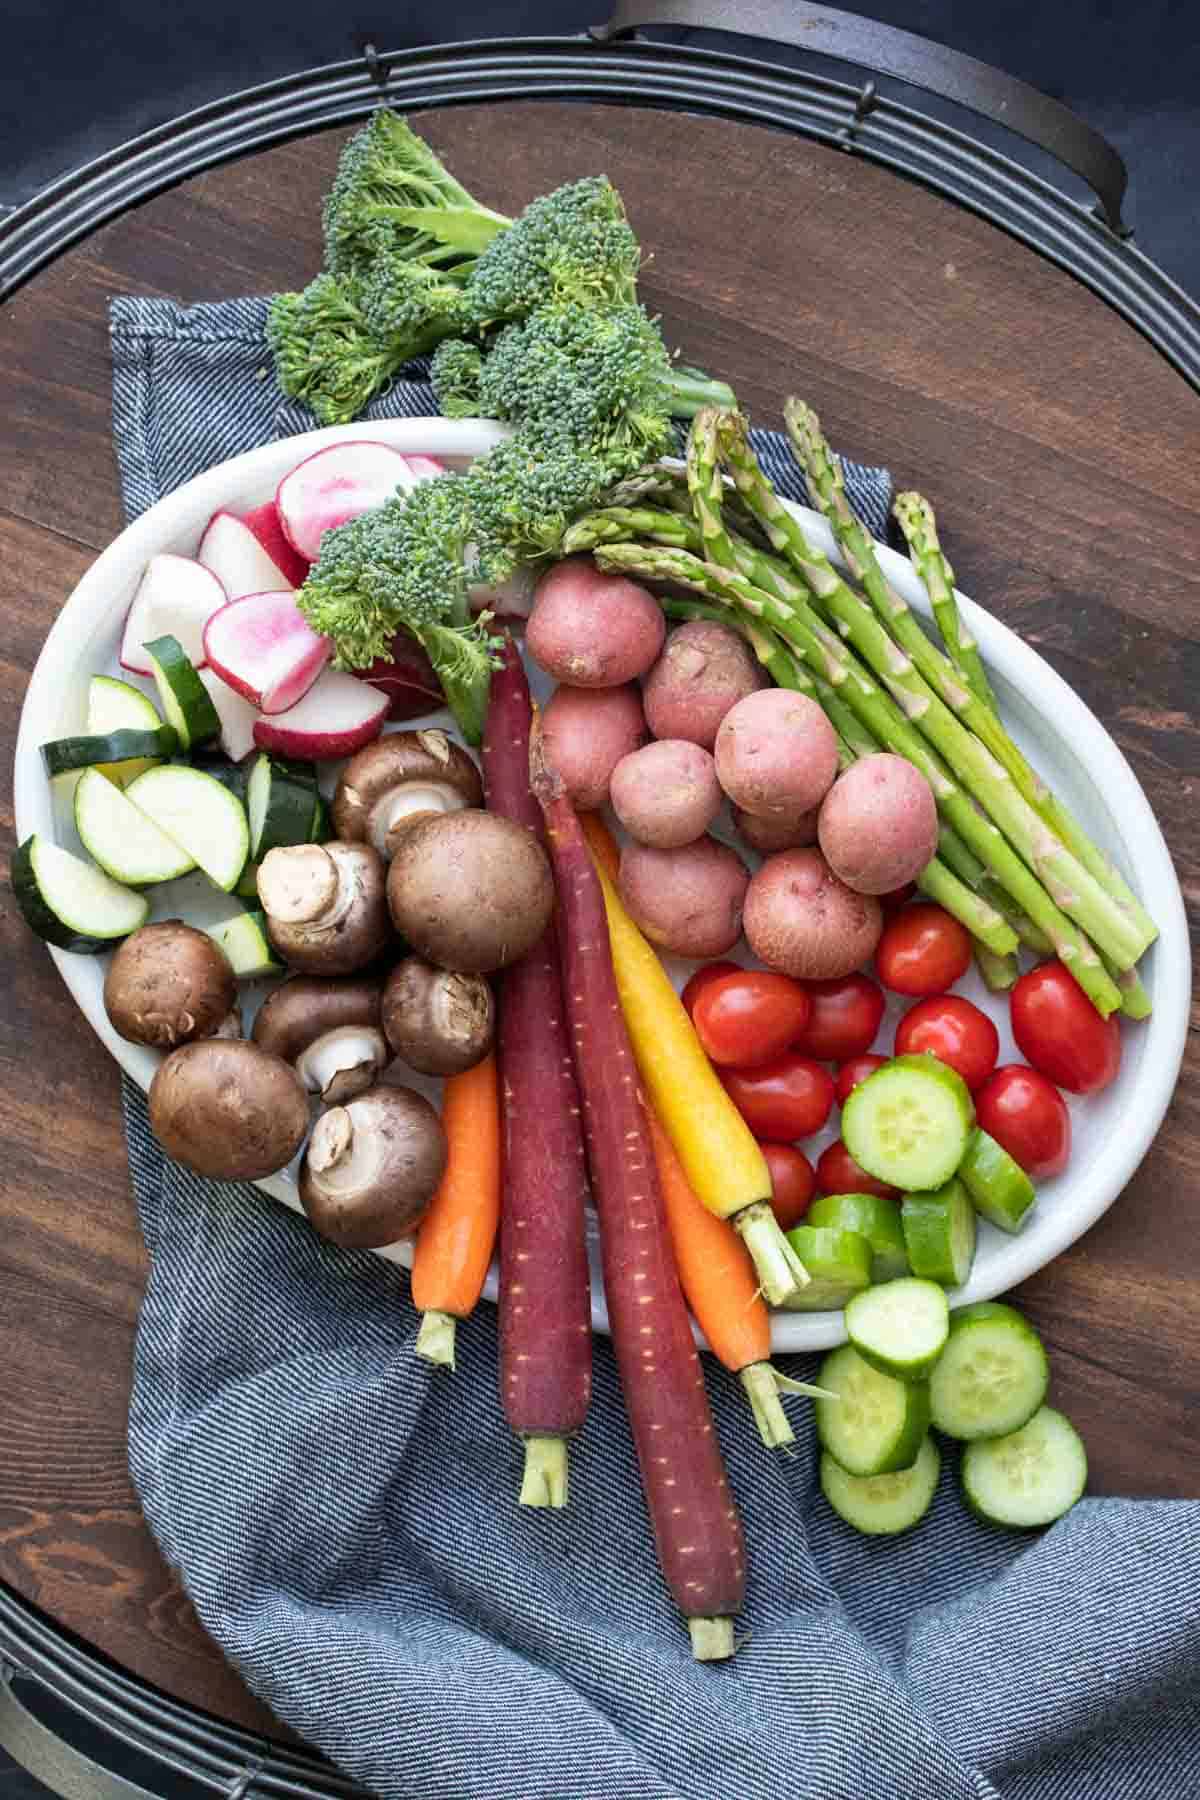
[794,973,885,1062]
[894,995,999,1093]
[975,1064,1071,1180]
[692,970,811,1069]
[876,902,972,996]
[1010,961,1122,1095]
[879,881,917,912]
[834,1054,889,1106]
[760,1142,815,1230]
[816,1138,900,1201]
[722,1054,835,1141]
[681,960,742,1019]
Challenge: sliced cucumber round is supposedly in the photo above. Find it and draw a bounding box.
[961,1405,1087,1528]
[86,675,164,786]
[807,1192,909,1282]
[781,1226,873,1311]
[207,909,282,979]
[42,726,179,780]
[842,1053,974,1193]
[845,1276,950,1383]
[74,768,196,886]
[814,1344,930,1476]
[901,1178,977,1288]
[246,753,316,859]
[234,861,261,900]
[125,765,250,892]
[143,635,220,752]
[11,834,149,951]
[822,1435,941,1536]
[959,1129,1037,1234]
[930,1302,1050,1440]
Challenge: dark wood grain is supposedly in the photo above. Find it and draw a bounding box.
[1,101,1197,1734]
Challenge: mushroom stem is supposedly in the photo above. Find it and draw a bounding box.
[258,845,360,930]
[296,1025,390,1104]
[415,1308,458,1369]
[372,782,473,858]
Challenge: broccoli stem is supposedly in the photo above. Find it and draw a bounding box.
[664,367,737,419]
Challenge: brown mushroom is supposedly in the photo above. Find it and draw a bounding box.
[252,975,389,1104]
[386,809,554,974]
[299,1085,447,1248]
[147,1038,309,1180]
[332,730,483,860]
[104,921,237,1050]
[257,841,392,975]
[381,957,494,1076]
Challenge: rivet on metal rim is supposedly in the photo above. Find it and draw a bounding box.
[360,41,390,95]
[224,1754,266,1800]
[838,79,878,151]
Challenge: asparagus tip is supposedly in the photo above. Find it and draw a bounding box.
[519,1436,569,1509]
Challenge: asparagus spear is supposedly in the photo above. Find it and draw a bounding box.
[687,408,739,568]
[974,945,1020,992]
[892,490,995,708]
[785,401,1157,952]
[593,540,1122,1016]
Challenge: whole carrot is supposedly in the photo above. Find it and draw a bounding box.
[483,635,592,1508]
[532,728,745,1660]
[411,1053,501,1368]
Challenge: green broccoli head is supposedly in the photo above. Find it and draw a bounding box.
[266,273,407,427]
[465,176,640,325]
[358,254,473,344]
[463,436,614,582]
[430,337,486,419]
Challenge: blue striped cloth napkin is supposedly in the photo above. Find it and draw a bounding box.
[113,296,1200,1800]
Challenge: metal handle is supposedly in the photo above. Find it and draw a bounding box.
[591,0,1129,234]
[0,1659,164,1800]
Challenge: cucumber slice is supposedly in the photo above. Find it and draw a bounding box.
[782,1226,873,1310]
[845,1276,950,1383]
[207,909,282,979]
[821,1436,941,1536]
[125,765,250,892]
[11,834,149,951]
[41,726,179,780]
[960,1129,1037,1234]
[929,1302,1050,1440]
[842,1053,974,1192]
[191,755,250,802]
[235,861,261,900]
[73,768,196,886]
[807,1193,909,1282]
[814,1344,931,1476]
[143,635,220,752]
[86,676,164,786]
[960,1405,1087,1528]
[310,792,332,842]
[246,753,317,859]
[901,1178,977,1288]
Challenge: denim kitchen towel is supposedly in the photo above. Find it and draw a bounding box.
[113,296,1200,1800]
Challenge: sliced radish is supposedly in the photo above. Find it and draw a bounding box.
[203,590,332,715]
[198,511,295,600]
[359,630,444,720]
[240,501,310,588]
[199,667,258,763]
[253,670,389,759]
[275,442,444,561]
[120,555,227,675]
[404,455,447,483]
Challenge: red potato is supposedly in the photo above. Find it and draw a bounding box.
[733,803,819,855]
[527,557,665,687]
[642,619,766,750]
[610,740,723,849]
[619,835,750,959]
[540,682,646,811]
[714,688,840,819]
[818,753,939,895]
[744,847,883,980]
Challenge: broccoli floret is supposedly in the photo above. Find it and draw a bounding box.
[430,338,485,419]
[357,254,472,343]
[266,274,413,428]
[462,437,613,583]
[322,110,510,279]
[465,176,640,325]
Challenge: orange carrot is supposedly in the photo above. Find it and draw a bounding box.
[581,809,621,883]
[411,1052,501,1369]
[644,1108,827,1448]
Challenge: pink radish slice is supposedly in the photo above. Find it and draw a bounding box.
[199,667,258,763]
[252,670,388,759]
[203,590,331,715]
[120,555,228,675]
[275,443,445,562]
[240,501,310,588]
[468,561,537,620]
[198,511,294,601]
[359,630,443,720]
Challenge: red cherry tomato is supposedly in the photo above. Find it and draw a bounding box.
[1010,961,1122,1095]
[760,1142,815,1230]
[722,1054,835,1141]
[816,1138,900,1201]
[976,1064,1071,1180]
[879,881,917,912]
[894,995,999,1093]
[876,903,972,996]
[681,960,742,1019]
[834,1054,889,1106]
[692,970,812,1069]
[794,973,886,1062]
